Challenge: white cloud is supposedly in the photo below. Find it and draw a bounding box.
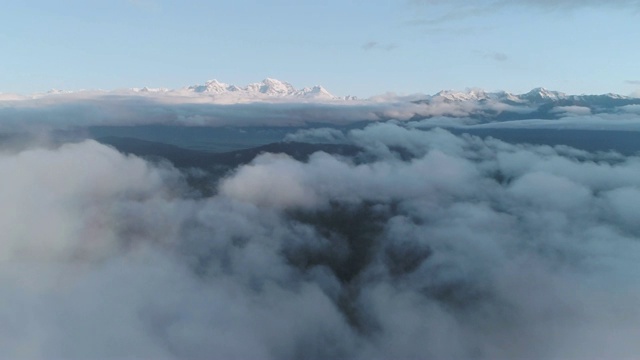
[3,115,640,358]
[220,153,321,209]
[470,113,640,131]
[550,105,592,116]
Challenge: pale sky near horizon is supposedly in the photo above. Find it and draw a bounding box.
[1,0,639,97]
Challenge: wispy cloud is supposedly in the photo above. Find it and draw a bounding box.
[489,52,508,61]
[410,0,640,10]
[406,2,502,26]
[626,80,640,85]
[362,41,398,51]
[475,50,509,62]
[362,41,378,50]
[407,0,640,30]
[414,25,496,36]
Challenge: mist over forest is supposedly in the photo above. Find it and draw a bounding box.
[2,105,640,358]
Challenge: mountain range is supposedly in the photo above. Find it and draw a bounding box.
[409,87,640,121]
[132,78,350,100]
[418,87,632,105]
[8,80,640,120]
[95,80,640,108]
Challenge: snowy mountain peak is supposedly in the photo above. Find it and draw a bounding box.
[521,87,566,101]
[602,92,627,99]
[428,87,574,103]
[136,86,169,93]
[185,78,337,99]
[297,85,334,99]
[254,78,296,95]
[189,79,235,93]
[434,88,489,102]
[262,78,290,86]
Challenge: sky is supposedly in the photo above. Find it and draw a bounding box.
[1,0,640,97]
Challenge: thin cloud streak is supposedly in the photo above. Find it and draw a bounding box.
[407,0,640,30]
[410,0,640,10]
[474,50,509,62]
[362,41,398,51]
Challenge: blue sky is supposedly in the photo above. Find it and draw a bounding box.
[1,0,639,97]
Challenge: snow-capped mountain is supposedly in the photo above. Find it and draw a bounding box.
[520,87,566,102]
[7,81,636,114]
[417,87,633,106]
[2,81,639,130]
[426,87,567,104]
[186,78,337,99]
[136,86,170,93]
[409,87,640,122]
[188,79,238,94]
[433,88,491,102]
[296,85,335,99]
[5,78,352,103]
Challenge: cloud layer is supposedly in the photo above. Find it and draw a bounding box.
[2,123,640,358]
[411,0,640,10]
[2,90,640,135]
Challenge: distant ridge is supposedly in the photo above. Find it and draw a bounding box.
[408,87,640,121]
[419,87,630,104]
[6,80,636,106]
